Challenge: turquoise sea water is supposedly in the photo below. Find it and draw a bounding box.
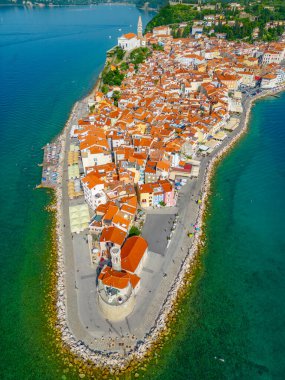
[0,6,153,379]
[1,6,285,380]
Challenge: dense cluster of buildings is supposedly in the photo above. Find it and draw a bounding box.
[69,18,285,320]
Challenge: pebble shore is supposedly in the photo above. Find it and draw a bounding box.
[46,85,285,375]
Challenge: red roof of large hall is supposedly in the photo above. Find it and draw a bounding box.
[121,236,148,273]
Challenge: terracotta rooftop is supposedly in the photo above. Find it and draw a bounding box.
[81,172,105,190]
[100,226,127,246]
[99,266,140,289]
[122,33,137,40]
[121,236,148,273]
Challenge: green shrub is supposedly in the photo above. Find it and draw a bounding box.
[130,47,151,65]
[129,226,141,237]
[102,68,124,87]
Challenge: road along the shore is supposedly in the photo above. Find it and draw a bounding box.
[50,84,285,371]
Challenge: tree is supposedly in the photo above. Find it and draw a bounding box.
[176,28,182,38]
[182,24,191,38]
[120,61,129,71]
[101,84,109,94]
[129,226,141,237]
[130,47,151,65]
[145,4,201,33]
[146,2,285,43]
[115,47,125,61]
[152,43,164,51]
[112,90,121,107]
[102,68,124,87]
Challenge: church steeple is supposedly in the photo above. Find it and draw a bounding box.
[137,16,143,39]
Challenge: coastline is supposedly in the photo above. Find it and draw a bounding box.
[46,71,285,374]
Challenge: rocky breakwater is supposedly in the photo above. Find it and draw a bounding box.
[50,86,285,374]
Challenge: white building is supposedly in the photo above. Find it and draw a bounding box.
[81,148,112,173]
[81,172,107,211]
[276,68,285,86]
[192,26,204,36]
[118,33,141,51]
[153,25,171,36]
[228,91,243,113]
[204,49,220,60]
[164,152,181,168]
[176,53,205,67]
[239,71,256,88]
[117,16,144,51]
[262,50,283,65]
[261,73,278,89]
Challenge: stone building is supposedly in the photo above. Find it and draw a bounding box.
[97,237,148,320]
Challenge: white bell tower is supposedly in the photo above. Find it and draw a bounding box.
[137,16,143,39]
[110,246,121,272]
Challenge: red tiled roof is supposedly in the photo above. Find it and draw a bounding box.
[81,172,104,190]
[123,33,137,40]
[121,236,148,273]
[99,266,140,289]
[100,226,127,246]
